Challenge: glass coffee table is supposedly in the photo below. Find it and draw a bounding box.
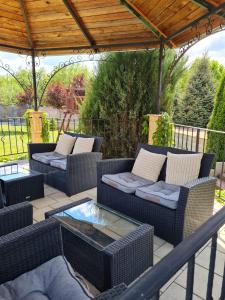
[47,198,154,291]
[0,163,44,207]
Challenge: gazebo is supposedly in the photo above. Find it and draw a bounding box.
[0,0,224,112]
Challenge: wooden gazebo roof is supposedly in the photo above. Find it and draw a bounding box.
[0,0,225,55]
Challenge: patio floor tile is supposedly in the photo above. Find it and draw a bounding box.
[160,283,202,300]
[195,246,225,276]
[27,177,223,298]
[154,242,174,258]
[175,264,223,299]
[32,197,57,209]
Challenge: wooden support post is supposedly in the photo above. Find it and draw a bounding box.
[148,114,162,145]
[29,111,43,143]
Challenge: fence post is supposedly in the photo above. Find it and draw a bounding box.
[195,128,200,152]
[148,114,161,145]
[28,111,43,143]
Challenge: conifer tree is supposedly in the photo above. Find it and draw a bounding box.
[207,72,225,162]
[178,57,215,128]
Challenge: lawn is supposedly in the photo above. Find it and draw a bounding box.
[0,123,58,162]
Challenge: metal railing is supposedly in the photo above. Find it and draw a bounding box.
[0,118,30,161]
[120,205,225,300]
[169,123,225,203]
[0,118,224,203]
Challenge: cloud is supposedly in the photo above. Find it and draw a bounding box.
[185,31,225,66]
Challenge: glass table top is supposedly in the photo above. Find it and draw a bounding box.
[0,164,34,182]
[53,200,141,250]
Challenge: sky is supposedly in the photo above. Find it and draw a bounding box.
[0,31,224,76]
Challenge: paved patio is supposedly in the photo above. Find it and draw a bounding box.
[19,161,225,299]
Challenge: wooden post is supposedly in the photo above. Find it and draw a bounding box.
[148,114,161,145]
[29,111,43,143]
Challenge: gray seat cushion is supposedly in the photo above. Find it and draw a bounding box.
[102,172,153,194]
[50,158,67,170]
[0,256,91,300]
[32,152,65,165]
[135,181,180,209]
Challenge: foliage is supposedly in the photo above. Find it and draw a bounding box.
[80,50,186,157]
[207,72,225,162]
[152,112,173,147]
[0,64,89,110]
[45,83,68,109]
[49,118,57,131]
[16,88,33,105]
[23,109,49,142]
[173,57,224,124]
[41,112,50,142]
[174,56,215,128]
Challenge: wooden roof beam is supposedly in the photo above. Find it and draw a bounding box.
[192,0,225,18]
[167,1,225,41]
[120,0,176,48]
[36,40,159,53]
[19,0,34,48]
[62,0,95,48]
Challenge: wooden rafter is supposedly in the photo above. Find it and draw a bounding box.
[62,0,95,48]
[19,0,34,48]
[167,1,225,41]
[120,0,176,48]
[192,0,225,18]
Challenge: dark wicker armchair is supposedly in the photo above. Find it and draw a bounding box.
[0,201,33,237]
[97,143,216,246]
[0,219,126,300]
[28,133,103,196]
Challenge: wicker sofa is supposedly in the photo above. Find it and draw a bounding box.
[97,143,216,246]
[0,201,33,237]
[28,133,103,196]
[0,219,126,300]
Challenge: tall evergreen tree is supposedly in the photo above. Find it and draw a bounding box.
[207,72,225,162]
[80,50,186,157]
[177,57,215,128]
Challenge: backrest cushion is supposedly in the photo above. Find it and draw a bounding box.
[55,134,76,155]
[136,144,214,180]
[65,132,103,152]
[165,152,203,185]
[132,148,166,182]
[72,137,95,154]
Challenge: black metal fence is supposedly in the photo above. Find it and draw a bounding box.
[0,118,224,203]
[0,118,30,161]
[120,205,225,300]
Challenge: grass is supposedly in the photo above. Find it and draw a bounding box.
[215,189,225,206]
[0,123,58,162]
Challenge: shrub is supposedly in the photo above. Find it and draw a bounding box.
[207,72,225,162]
[153,112,173,147]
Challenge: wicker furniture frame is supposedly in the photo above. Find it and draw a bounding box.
[0,170,44,206]
[0,201,33,237]
[45,198,154,292]
[0,218,126,299]
[28,133,103,196]
[97,143,216,246]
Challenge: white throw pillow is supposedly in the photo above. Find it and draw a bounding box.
[166,152,203,186]
[73,137,95,154]
[132,148,166,182]
[55,134,76,155]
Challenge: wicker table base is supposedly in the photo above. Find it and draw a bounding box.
[46,198,154,292]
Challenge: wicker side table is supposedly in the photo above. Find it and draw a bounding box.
[0,166,44,206]
[46,198,154,291]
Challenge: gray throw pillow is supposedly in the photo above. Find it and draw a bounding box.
[0,256,91,300]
